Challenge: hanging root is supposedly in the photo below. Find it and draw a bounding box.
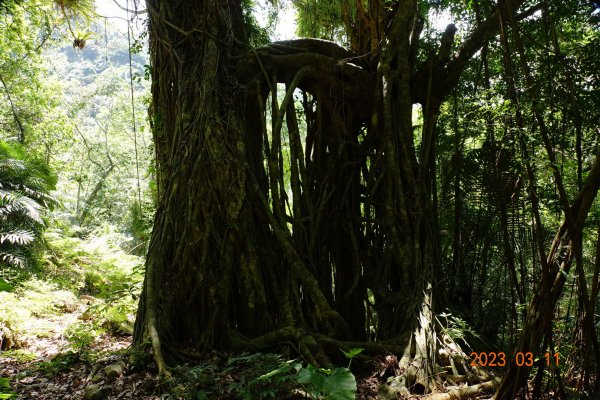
[147,313,171,379]
[144,248,171,379]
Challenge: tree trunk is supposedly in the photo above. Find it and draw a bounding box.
[495,149,600,399]
[134,0,277,373]
[134,0,541,395]
[134,0,363,374]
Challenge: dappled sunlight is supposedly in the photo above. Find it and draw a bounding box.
[1,0,599,399]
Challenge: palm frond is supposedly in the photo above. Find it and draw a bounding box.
[0,158,26,177]
[4,183,55,209]
[0,140,55,271]
[0,190,43,224]
[0,230,35,246]
[0,252,26,268]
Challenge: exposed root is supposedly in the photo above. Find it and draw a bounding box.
[422,378,501,399]
[378,286,496,399]
[147,316,170,379]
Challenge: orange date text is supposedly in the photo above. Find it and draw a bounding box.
[469,352,559,367]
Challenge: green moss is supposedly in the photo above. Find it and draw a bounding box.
[0,349,37,362]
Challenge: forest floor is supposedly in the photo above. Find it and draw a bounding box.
[0,284,506,400]
[0,228,392,399]
[0,228,162,399]
[0,303,158,399]
[0,228,502,400]
[0,277,385,400]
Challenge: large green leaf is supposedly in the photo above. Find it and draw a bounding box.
[297,365,326,389]
[322,368,356,400]
[298,366,357,400]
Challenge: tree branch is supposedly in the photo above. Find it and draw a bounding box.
[109,0,147,15]
[0,73,25,143]
[411,1,542,104]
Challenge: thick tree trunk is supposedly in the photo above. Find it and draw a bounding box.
[134,1,543,396]
[134,0,274,371]
[135,0,365,373]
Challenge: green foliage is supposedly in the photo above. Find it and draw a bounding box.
[0,377,16,399]
[294,0,345,43]
[222,353,299,399]
[54,0,94,15]
[0,349,36,362]
[437,312,477,343]
[168,353,303,400]
[242,0,273,47]
[340,347,363,368]
[297,365,357,400]
[0,277,14,292]
[41,227,143,336]
[54,0,95,49]
[0,278,78,343]
[294,351,362,400]
[0,140,56,270]
[64,321,98,359]
[0,0,67,148]
[126,343,154,371]
[82,270,103,295]
[125,200,153,256]
[37,351,80,376]
[86,301,135,336]
[0,223,142,359]
[39,21,155,248]
[251,349,362,400]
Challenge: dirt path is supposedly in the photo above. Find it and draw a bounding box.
[0,297,158,400]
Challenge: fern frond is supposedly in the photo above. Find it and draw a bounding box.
[0,158,26,177]
[0,230,35,245]
[0,252,26,268]
[0,190,42,223]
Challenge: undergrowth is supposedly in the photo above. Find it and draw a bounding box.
[0,223,143,370]
[0,376,16,399]
[162,350,360,400]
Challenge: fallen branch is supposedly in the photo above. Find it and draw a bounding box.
[423,378,501,399]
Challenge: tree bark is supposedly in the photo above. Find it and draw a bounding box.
[134,0,270,372]
[133,1,551,394]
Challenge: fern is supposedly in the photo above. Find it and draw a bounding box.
[0,140,55,270]
[0,252,25,268]
[0,230,35,245]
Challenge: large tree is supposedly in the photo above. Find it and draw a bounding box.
[134,0,600,397]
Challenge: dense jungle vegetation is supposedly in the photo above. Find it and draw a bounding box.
[0,0,599,399]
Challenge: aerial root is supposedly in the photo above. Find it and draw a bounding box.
[147,317,171,380]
